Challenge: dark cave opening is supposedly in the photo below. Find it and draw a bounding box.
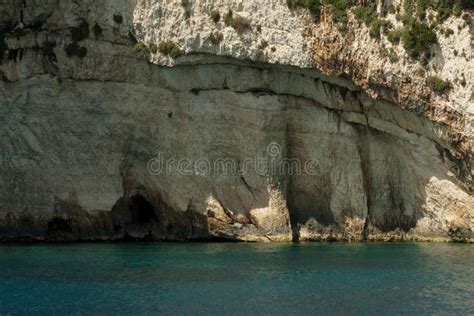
[46,217,74,239]
[110,194,161,238]
[128,195,158,225]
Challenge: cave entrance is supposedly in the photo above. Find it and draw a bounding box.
[128,195,158,225]
[46,217,74,240]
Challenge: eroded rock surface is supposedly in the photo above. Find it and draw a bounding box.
[0,0,472,242]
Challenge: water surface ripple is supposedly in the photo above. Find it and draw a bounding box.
[0,243,472,315]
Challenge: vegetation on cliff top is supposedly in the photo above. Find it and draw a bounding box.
[134,40,183,60]
[426,76,452,94]
[287,0,471,20]
[287,0,321,14]
[287,0,470,62]
[157,41,183,58]
[400,22,437,58]
[284,0,466,95]
[134,42,151,60]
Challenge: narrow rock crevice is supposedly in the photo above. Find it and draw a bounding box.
[356,126,372,241]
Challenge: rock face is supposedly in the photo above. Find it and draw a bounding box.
[0,0,472,242]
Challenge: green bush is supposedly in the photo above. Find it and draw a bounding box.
[288,0,351,27]
[224,9,233,26]
[405,0,469,23]
[369,18,392,38]
[321,0,351,24]
[401,22,437,58]
[224,10,251,34]
[403,0,465,23]
[208,32,223,45]
[426,76,451,94]
[134,42,151,60]
[287,0,321,14]
[388,4,396,14]
[453,3,462,16]
[210,10,220,23]
[149,43,158,54]
[353,5,377,26]
[416,0,429,19]
[387,29,403,44]
[436,8,451,22]
[462,13,471,23]
[403,0,415,24]
[158,41,183,58]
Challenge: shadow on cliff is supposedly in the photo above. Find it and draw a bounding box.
[109,192,212,241]
[285,117,471,242]
[0,192,212,242]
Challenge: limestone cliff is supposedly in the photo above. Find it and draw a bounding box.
[0,0,472,242]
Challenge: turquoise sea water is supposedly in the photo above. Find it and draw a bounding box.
[0,243,473,315]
